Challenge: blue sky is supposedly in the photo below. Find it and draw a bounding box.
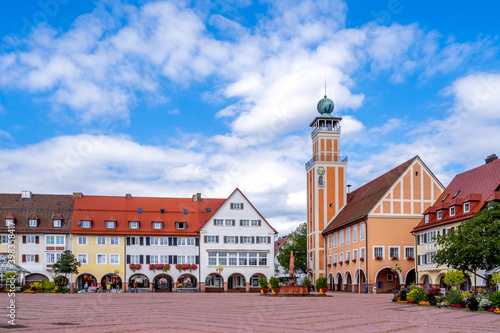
[1,0,499,234]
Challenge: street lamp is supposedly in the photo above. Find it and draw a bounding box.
[216,264,224,293]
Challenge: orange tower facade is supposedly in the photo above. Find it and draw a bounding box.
[306,95,347,282]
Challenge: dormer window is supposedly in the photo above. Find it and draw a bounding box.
[5,219,15,227]
[449,206,455,216]
[81,220,92,229]
[129,221,139,230]
[152,222,163,230]
[230,203,244,210]
[176,222,186,230]
[106,221,116,229]
[53,219,62,228]
[424,214,429,223]
[28,219,38,227]
[464,202,470,213]
[437,211,442,220]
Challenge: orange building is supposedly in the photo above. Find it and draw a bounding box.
[306,95,444,292]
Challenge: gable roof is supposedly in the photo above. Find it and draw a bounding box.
[274,236,289,256]
[71,194,225,235]
[0,194,74,233]
[413,158,500,232]
[323,156,418,234]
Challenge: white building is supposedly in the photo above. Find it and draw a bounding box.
[199,189,277,292]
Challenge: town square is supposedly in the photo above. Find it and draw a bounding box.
[1,0,500,332]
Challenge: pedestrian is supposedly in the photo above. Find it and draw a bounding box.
[106,283,111,292]
[133,281,138,293]
[84,282,88,293]
[117,283,121,293]
[66,283,70,292]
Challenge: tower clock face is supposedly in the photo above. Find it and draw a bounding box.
[317,167,325,175]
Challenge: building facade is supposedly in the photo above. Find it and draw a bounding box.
[412,155,500,290]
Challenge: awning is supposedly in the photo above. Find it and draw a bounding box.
[0,255,30,274]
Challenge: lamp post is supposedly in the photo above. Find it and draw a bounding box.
[216,264,224,293]
[391,261,402,290]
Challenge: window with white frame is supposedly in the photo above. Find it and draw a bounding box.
[53,219,62,228]
[1,235,8,244]
[186,255,196,264]
[374,246,383,259]
[405,247,414,259]
[389,247,399,259]
[82,220,91,229]
[425,214,430,223]
[450,206,455,216]
[249,253,257,265]
[339,230,344,246]
[464,202,470,213]
[218,253,227,265]
[251,220,260,227]
[25,254,36,263]
[150,255,159,264]
[46,252,62,264]
[97,236,106,245]
[5,219,14,227]
[340,252,344,262]
[215,219,224,226]
[160,237,168,246]
[46,235,65,245]
[258,237,268,244]
[207,236,216,243]
[187,238,195,246]
[229,253,237,265]
[346,227,350,244]
[242,236,252,244]
[230,203,244,210]
[106,221,116,229]
[177,256,185,264]
[129,221,139,230]
[225,236,236,244]
[177,238,186,246]
[150,237,159,246]
[130,255,140,263]
[360,222,365,240]
[353,249,358,260]
[353,225,357,242]
[437,211,442,220]
[152,222,162,230]
[328,255,332,265]
[208,253,217,265]
[78,236,87,245]
[334,254,338,263]
[110,236,119,245]
[225,219,235,226]
[259,253,267,266]
[26,235,35,244]
[77,254,88,265]
[160,255,168,263]
[328,234,332,249]
[239,253,247,266]
[97,254,107,265]
[346,251,350,261]
[333,232,338,247]
[109,254,120,264]
[29,219,38,227]
[240,219,250,226]
[360,247,365,259]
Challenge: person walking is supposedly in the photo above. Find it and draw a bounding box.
[84,282,88,293]
[133,281,138,293]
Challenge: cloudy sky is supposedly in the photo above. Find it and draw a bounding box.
[1,0,499,235]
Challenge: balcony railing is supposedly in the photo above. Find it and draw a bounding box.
[311,125,341,138]
[305,155,348,169]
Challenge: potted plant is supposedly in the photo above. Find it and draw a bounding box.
[327,263,331,268]
[129,263,141,272]
[375,256,382,261]
[359,257,364,262]
[302,279,312,292]
[333,262,337,267]
[339,261,343,266]
[345,260,349,264]
[269,277,280,295]
[316,277,328,295]
[162,264,171,272]
[391,256,398,260]
[258,277,268,294]
[406,256,414,260]
[352,259,357,263]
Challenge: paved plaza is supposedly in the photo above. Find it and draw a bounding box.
[1,292,499,332]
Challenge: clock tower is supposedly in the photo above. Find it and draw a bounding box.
[306,94,347,282]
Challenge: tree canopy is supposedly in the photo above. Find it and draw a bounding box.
[276,222,307,272]
[435,201,500,279]
[53,250,81,277]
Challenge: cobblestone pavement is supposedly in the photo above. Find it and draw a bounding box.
[1,292,499,332]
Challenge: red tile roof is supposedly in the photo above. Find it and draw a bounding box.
[413,158,500,232]
[71,195,225,235]
[323,156,418,234]
[274,236,289,256]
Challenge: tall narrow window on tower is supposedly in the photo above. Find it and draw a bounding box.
[318,175,324,186]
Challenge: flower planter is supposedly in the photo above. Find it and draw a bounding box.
[359,258,364,262]
[319,289,325,295]
[271,289,278,295]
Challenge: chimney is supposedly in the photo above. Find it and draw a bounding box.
[192,194,197,202]
[197,193,202,202]
[485,154,498,164]
[347,184,352,193]
[72,192,83,199]
[125,193,132,199]
[21,191,32,199]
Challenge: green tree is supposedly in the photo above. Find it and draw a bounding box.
[52,250,81,283]
[435,201,500,279]
[276,222,307,272]
[443,269,465,289]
